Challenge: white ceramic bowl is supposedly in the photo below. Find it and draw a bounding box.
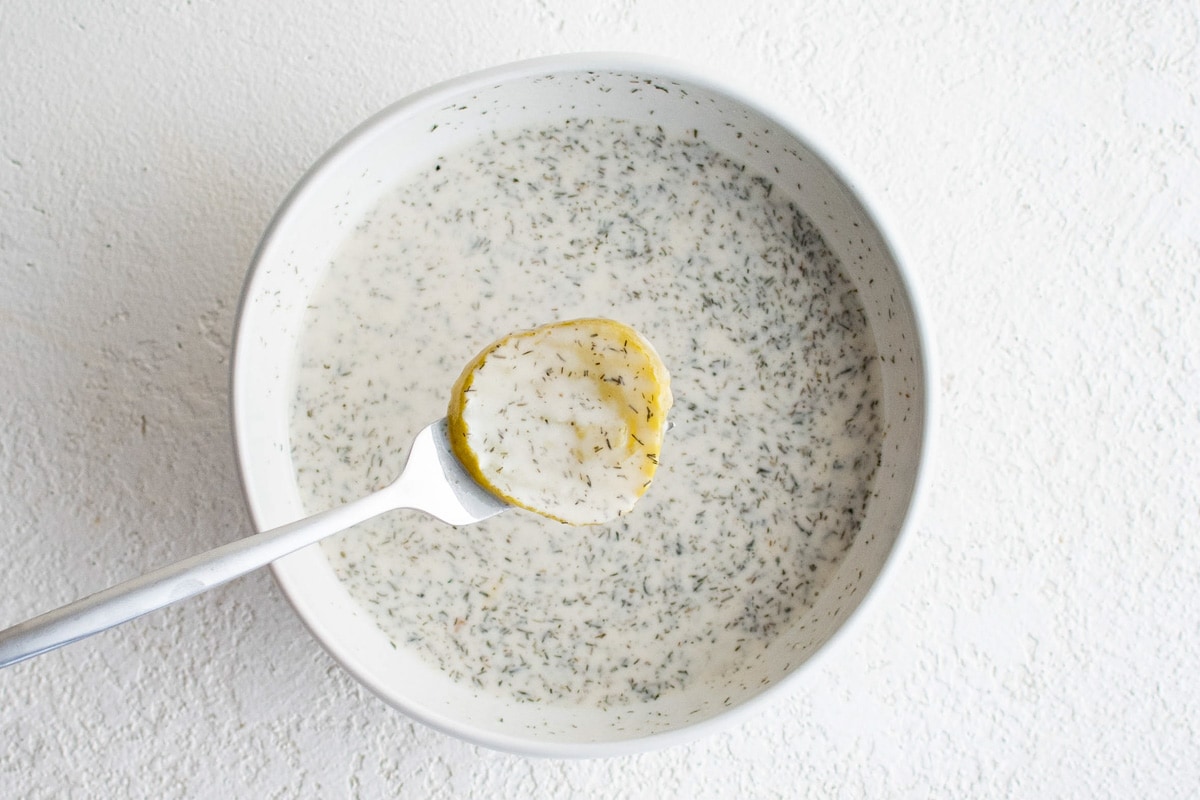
[231,54,934,757]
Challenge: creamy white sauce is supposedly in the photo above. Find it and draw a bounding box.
[449,318,672,526]
[288,118,883,709]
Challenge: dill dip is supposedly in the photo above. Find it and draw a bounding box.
[288,118,883,709]
[447,317,673,526]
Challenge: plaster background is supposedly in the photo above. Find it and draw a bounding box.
[2,1,1197,797]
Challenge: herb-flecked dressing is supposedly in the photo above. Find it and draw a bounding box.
[288,118,883,708]
[448,318,673,526]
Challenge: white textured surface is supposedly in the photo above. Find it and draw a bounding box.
[1,0,1196,796]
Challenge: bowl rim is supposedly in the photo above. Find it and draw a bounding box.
[229,51,937,758]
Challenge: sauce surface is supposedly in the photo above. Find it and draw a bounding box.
[288,118,883,709]
[448,318,673,526]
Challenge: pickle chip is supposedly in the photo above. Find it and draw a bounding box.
[447,318,673,525]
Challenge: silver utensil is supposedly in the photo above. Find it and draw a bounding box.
[0,419,508,669]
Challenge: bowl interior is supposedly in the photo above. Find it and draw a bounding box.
[231,56,930,756]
